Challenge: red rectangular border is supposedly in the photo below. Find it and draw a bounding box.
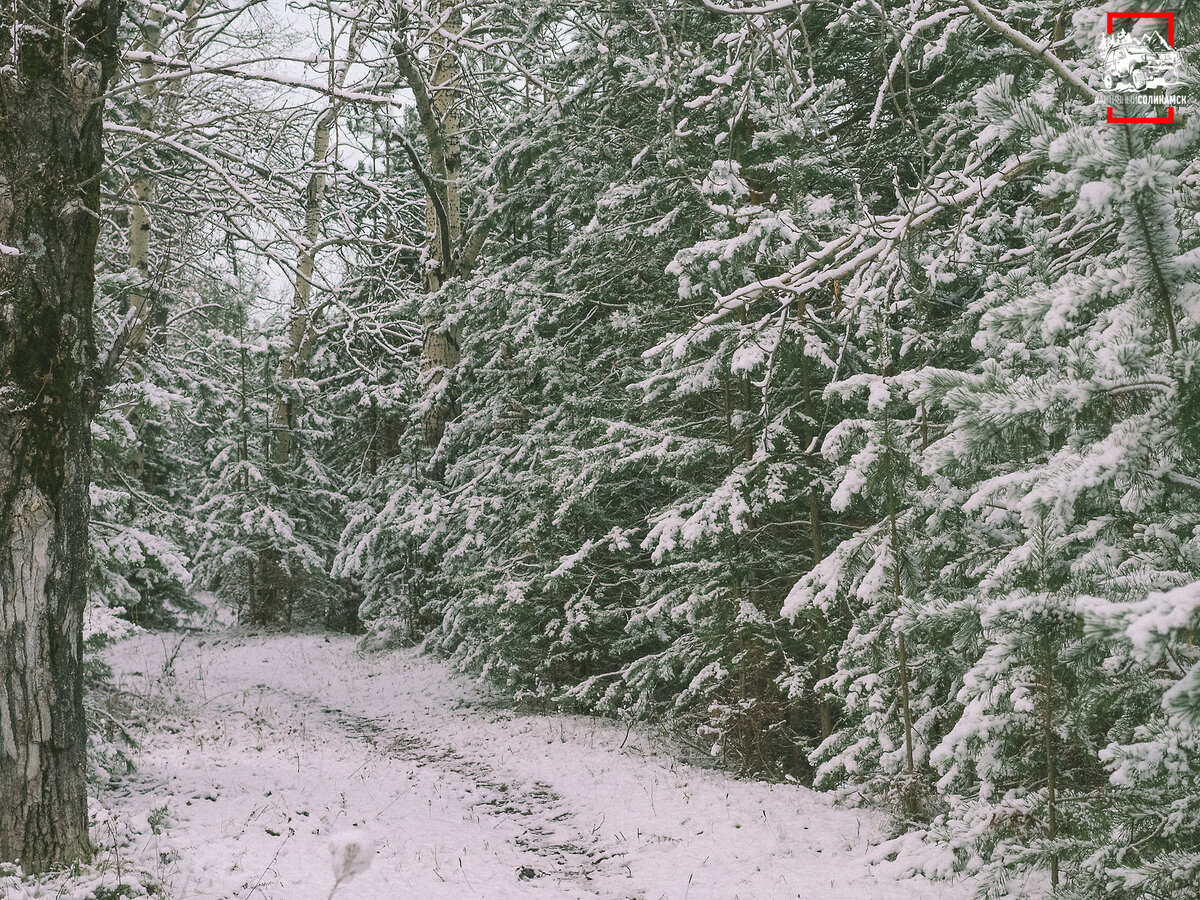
[1105,11,1177,124]
[1107,108,1176,123]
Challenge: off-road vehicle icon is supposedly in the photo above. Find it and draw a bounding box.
[1104,31,1185,92]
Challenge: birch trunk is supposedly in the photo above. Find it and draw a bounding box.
[270,25,360,465]
[393,0,465,461]
[128,7,163,355]
[419,0,463,455]
[123,7,163,480]
[0,0,120,872]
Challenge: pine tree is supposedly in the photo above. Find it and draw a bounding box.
[909,15,1200,890]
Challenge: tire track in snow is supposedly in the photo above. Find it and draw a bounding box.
[260,683,631,898]
[110,633,978,900]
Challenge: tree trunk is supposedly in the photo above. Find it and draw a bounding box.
[270,24,361,465]
[883,414,917,809]
[128,6,163,356]
[0,0,120,873]
[1042,637,1059,887]
[394,0,465,462]
[123,5,164,481]
[418,0,463,457]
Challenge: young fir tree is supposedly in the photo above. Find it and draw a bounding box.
[189,293,345,627]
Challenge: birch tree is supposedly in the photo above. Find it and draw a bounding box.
[270,18,363,465]
[391,0,486,463]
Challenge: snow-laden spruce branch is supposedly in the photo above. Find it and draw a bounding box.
[646,154,1038,359]
[1165,472,1200,494]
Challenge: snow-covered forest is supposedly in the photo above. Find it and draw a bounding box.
[2,1,1200,898]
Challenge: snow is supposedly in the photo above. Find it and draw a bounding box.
[809,195,836,216]
[1076,180,1116,216]
[867,379,890,414]
[83,630,977,900]
[1126,579,1200,658]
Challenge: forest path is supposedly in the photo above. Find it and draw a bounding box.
[102,631,974,900]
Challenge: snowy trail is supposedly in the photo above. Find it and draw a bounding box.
[101,632,975,900]
[274,686,621,893]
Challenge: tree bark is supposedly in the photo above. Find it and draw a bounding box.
[0,0,120,873]
[1042,637,1059,887]
[799,299,832,740]
[128,5,163,356]
[394,0,465,460]
[883,414,917,806]
[418,0,463,455]
[123,5,164,481]
[270,23,361,465]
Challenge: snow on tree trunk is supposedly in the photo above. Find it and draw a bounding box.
[0,0,120,872]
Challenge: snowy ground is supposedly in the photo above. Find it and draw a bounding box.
[68,631,978,900]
